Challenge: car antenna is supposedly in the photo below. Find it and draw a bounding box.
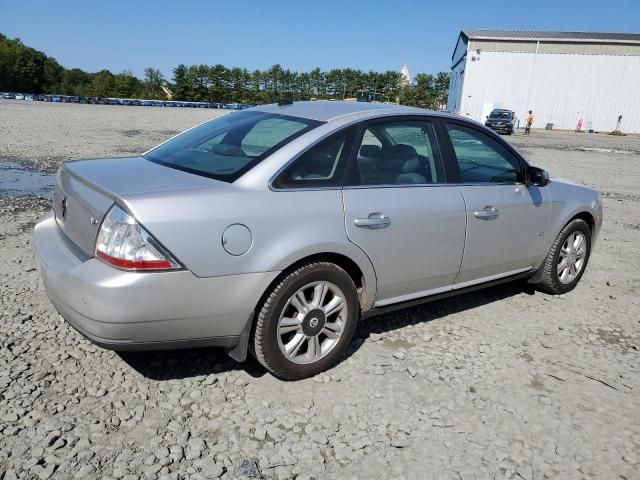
[278,99,293,106]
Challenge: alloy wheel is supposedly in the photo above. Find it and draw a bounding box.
[276,281,347,364]
[557,231,587,284]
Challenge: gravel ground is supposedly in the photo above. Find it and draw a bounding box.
[0,100,222,171]
[1,100,639,479]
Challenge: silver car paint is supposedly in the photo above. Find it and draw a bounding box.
[454,184,551,284]
[543,179,603,251]
[119,186,377,307]
[54,157,222,255]
[34,101,603,352]
[343,185,466,303]
[35,213,278,344]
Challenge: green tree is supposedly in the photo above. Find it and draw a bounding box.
[0,33,451,107]
[112,70,140,98]
[89,70,115,97]
[171,64,189,100]
[143,67,165,99]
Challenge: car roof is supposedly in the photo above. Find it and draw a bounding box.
[249,101,444,123]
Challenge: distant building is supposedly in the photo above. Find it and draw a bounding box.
[447,30,640,132]
[400,63,412,85]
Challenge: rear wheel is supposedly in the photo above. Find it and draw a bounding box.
[538,218,591,294]
[252,261,359,380]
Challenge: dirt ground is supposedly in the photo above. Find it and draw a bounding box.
[0,100,639,480]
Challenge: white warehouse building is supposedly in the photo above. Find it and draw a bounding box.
[447,30,640,133]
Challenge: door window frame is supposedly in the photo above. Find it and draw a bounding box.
[342,115,452,189]
[269,125,359,191]
[438,118,531,185]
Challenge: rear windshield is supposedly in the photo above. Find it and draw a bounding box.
[489,111,512,119]
[144,111,322,182]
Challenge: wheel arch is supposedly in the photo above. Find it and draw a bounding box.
[569,211,595,233]
[225,250,376,363]
[256,250,376,314]
[529,210,596,285]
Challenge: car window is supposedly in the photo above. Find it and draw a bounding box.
[144,111,321,183]
[274,127,356,189]
[489,111,512,119]
[347,121,443,186]
[446,124,521,183]
[241,118,309,156]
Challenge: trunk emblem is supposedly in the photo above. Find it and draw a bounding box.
[61,196,68,219]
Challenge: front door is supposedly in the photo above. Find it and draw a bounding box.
[443,122,550,286]
[342,118,466,305]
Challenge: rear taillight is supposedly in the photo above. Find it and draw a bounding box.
[94,205,180,271]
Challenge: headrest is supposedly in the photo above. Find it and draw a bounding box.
[386,144,418,161]
[359,144,381,158]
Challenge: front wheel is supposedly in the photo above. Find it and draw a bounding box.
[538,218,592,294]
[252,261,359,380]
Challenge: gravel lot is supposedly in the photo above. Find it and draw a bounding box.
[1,100,639,479]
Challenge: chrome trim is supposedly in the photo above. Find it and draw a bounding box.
[374,285,452,307]
[452,267,534,290]
[373,267,534,307]
[354,213,391,229]
[268,119,363,192]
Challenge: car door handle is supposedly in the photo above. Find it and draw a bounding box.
[474,206,499,220]
[354,212,391,229]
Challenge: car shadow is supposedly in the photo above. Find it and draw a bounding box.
[119,281,538,381]
[118,347,266,381]
[344,280,538,359]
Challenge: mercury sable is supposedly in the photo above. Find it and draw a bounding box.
[34,101,602,379]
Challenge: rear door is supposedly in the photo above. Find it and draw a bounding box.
[441,121,550,286]
[342,117,466,305]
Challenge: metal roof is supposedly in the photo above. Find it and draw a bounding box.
[462,29,640,44]
[250,101,428,122]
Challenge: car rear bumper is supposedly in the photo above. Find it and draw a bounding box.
[34,213,279,351]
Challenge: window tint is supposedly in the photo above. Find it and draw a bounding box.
[144,111,321,183]
[347,121,443,186]
[488,111,512,119]
[241,118,309,156]
[274,127,356,189]
[446,124,521,183]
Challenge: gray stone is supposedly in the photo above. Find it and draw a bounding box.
[310,431,328,445]
[2,412,19,422]
[234,458,260,478]
[253,426,267,441]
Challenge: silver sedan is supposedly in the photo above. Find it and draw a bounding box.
[34,102,603,379]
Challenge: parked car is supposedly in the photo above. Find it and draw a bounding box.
[485,109,516,135]
[34,102,602,379]
[15,94,25,100]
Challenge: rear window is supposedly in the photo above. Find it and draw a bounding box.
[144,111,322,182]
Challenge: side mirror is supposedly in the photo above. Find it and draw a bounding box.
[526,166,550,187]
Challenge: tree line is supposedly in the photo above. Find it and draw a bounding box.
[0,33,449,109]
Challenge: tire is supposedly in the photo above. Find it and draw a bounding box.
[252,261,359,380]
[538,219,591,294]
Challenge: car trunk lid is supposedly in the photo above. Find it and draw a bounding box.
[53,156,221,255]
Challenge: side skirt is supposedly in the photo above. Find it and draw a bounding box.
[361,270,534,320]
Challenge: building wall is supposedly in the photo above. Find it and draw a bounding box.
[447,36,468,113]
[452,42,640,133]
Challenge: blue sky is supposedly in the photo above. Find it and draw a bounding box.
[1,0,639,79]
